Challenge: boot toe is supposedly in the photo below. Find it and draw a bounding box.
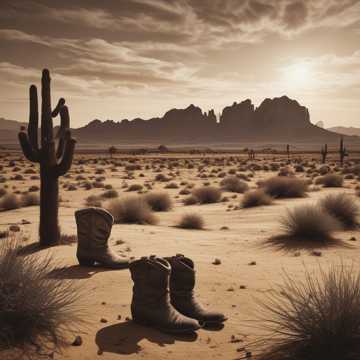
[199,311,227,324]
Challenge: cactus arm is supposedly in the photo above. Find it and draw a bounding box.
[28,85,39,151]
[41,69,53,145]
[51,97,65,117]
[18,130,40,162]
[54,131,76,177]
[56,105,70,159]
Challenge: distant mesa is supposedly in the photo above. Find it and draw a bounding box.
[73,95,353,144]
[327,126,360,137]
[1,96,359,146]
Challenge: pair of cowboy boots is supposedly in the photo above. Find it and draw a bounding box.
[129,254,227,333]
[75,207,129,269]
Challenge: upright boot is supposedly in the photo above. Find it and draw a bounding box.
[166,254,227,326]
[75,207,129,269]
[129,256,201,333]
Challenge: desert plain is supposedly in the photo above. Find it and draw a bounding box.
[0,150,359,360]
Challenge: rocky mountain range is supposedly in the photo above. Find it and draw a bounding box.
[0,96,358,147]
[327,126,360,137]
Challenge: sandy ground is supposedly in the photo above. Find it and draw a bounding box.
[0,153,359,359]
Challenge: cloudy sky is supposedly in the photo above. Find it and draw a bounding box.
[0,0,360,128]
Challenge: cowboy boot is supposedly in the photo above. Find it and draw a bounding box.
[166,254,227,326]
[129,255,201,334]
[75,207,129,269]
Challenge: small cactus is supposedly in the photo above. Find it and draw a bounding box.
[321,144,328,164]
[339,137,348,166]
[18,69,76,246]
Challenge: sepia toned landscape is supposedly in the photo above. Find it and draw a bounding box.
[2,1,360,360]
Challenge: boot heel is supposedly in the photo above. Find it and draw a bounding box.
[77,257,95,266]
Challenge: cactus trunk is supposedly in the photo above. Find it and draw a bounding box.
[39,167,60,245]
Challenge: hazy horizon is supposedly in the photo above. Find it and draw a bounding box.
[1,0,360,128]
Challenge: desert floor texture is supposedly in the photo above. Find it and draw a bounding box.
[1,152,359,360]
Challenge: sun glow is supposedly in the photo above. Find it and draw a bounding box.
[282,61,313,88]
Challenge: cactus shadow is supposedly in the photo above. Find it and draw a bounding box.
[95,321,198,355]
[47,265,114,279]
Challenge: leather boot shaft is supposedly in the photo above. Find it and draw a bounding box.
[166,254,227,325]
[129,256,201,333]
[75,207,129,269]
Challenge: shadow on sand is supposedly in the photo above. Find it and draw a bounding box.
[95,321,198,355]
[47,264,119,279]
[261,234,354,253]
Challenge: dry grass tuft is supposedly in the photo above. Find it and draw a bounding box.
[319,193,359,229]
[220,176,249,193]
[177,213,204,229]
[107,196,158,225]
[192,186,222,204]
[143,191,173,211]
[242,189,273,208]
[0,239,83,356]
[261,176,308,198]
[0,194,22,211]
[257,264,360,360]
[280,204,341,241]
[317,173,344,187]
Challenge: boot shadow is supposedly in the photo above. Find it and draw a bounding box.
[47,264,114,280]
[95,321,198,355]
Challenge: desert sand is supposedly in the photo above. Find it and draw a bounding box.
[1,152,359,360]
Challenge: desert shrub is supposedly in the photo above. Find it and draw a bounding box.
[100,189,119,199]
[164,182,178,189]
[220,176,249,193]
[318,165,330,175]
[258,264,360,360]
[85,195,102,207]
[280,204,340,241]
[21,193,40,207]
[242,189,273,208]
[0,239,82,355]
[317,173,344,187]
[261,176,308,198]
[0,194,21,211]
[127,184,143,192]
[179,188,191,195]
[143,191,173,211]
[59,233,77,245]
[107,196,158,224]
[28,185,39,192]
[155,173,170,182]
[183,195,198,205]
[192,186,221,204]
[319,193,359,229]
[177,213,204,229]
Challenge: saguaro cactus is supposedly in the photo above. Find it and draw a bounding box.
[339,136,348,166]
[286,144,290,160]
[321,144,328,164]
[18,69,76,246]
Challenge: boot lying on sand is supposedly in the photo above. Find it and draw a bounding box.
[166,254,227,326]
[75,207,129,269]
[129,256,201,334]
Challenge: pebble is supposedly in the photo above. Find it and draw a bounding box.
[100,318,108,323]
[9,225,20,232]
[72,335,82,346]
[248,261,256,266]
[212,258,221,265]
[311,251,322,257]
